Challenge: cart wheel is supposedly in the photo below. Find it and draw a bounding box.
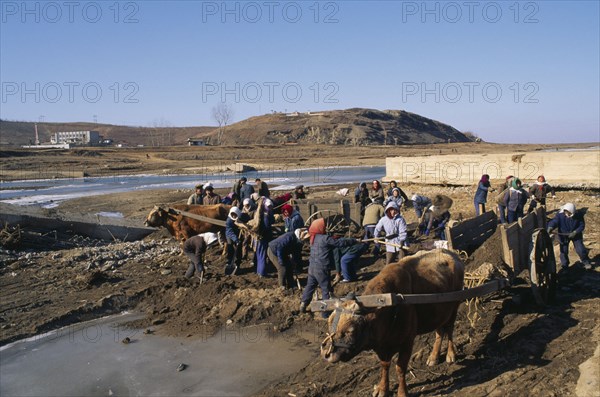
[305,210,349,236]
[529,229,557,306]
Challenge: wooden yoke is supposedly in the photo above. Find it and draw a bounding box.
[171,209,227,227]
[310,278,510,312]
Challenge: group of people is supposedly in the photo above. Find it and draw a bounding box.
[187,177,307,208]
[473,173,591,270]
[182,174,593,307]
[224,183,310,285]
[474,174,557,223]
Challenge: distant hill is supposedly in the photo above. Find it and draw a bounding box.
[196,108,472,145]
[0,120,213,147]
[1,108,472,147]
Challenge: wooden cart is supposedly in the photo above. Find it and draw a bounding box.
[311,207,557,311]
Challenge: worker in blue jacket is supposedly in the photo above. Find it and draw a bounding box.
[267,230,304,289]
[299,219,357,314]
[333,240,369,282]
[225,207,243,275]
[547,202,592,271]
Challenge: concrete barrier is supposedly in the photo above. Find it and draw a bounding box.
[384,149,600,187]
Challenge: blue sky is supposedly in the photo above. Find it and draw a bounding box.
[1,0,599,143]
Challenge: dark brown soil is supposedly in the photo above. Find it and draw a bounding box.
[1,148,599,397]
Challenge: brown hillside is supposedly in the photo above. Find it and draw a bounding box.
[1,108,471,147]
[200,108,472,145]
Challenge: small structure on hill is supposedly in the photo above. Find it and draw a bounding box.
[188,138,206,146]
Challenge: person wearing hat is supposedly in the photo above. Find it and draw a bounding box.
[370,180,385,205]
[354,182,370,220]
[386,180,410,204]
[374,201,408,265]
[333,239,369,283]
[362,202,385,257]
[255,198,275,277]
[527,175,556,213]
[299,220,358,314]
[496,175,514,224]
[411,194,432,219]
[225,207,243,275]
[187,184,204,205]
[221,192,240,207]
[293,185,306,200]
[183,232,220,280]
[239,198,256,260]
[183,235,208,279]
[202,183,222,205]
[547,203,592,271]
[237,176,254,201]
[242,197,256,215]
[267,229,305,289]
[383,187,404,208]
[424,206,451,239]
[255,178,270,198]
[474,174,495,216]
[281,203,304,233]
[503,178,529,223]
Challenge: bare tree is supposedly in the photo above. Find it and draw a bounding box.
[212,103,234,145]
[350,127,364,146]
[149,118,173,146]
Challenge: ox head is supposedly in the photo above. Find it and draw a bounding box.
[320,296,370,363]
[144,205,172,227]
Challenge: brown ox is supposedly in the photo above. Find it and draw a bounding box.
[144,204,230,243]
[320,249,464,397]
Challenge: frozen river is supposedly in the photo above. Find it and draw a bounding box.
[0,166,386,208]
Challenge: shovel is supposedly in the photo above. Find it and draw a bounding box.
[224,264,237,276]
[363,233,398,242]
[373,239,410,251]
[294,274,302,290]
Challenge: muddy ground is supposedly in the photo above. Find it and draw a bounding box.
[1,145,599,396]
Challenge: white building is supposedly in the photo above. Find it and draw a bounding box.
[50,130,101,145]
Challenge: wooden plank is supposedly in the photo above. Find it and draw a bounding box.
[310,293,397,312]
[508,227,520,272]
[176,210,227,227]
[298,203,312,225]
[341,200,351,223]
[396,278,510,305]
[500,224,511,267]
[309,279,510,311]
[501,222,520,271]
[350,202,362,227]
[450,222,496,248]
[448,213,494,242]
[447,211,497,252]
[535,206,547,229]
[518,212,537,269]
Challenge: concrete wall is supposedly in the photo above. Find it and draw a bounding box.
[384,149,600,187]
